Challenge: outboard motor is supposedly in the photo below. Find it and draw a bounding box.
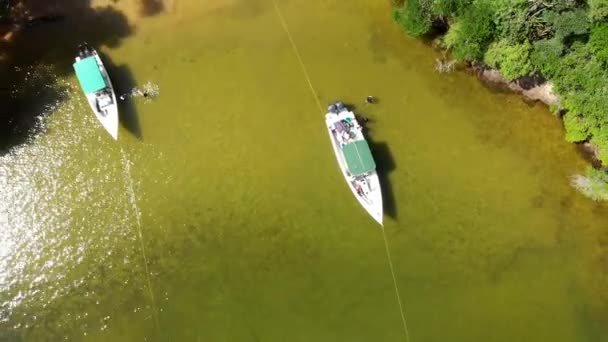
[328,104,338,114]
[336,102,345,112]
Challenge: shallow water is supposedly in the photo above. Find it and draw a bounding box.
[1,0,608,341]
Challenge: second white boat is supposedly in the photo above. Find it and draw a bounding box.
[325,102,383,225]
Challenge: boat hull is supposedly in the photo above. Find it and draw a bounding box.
[85,91,118,140]
[75,51,119,140]
[325,110,383,225]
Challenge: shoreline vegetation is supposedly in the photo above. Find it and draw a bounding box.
[392,0,608,201]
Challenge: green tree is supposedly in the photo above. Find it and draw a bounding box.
[553,0,584,12]
[431,0,471,16]
[493,3,529,43]
[530,38,564,78]
[393,0,433,37]
[391,0,608,164]
[545,9,590,40]
[447,2,496,61]
[590,23,608,65]
[591,129,608,163]
[589,0,608,21]
[484,39,533,80]
[487,0,532,40]
[563,112,591,142]
[555,42,608,153]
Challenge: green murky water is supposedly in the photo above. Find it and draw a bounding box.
[1,0,608,341]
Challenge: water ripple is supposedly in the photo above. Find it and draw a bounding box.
[0,84,151,338]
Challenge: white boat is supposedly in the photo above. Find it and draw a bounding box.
[325,102,383,225]
[73,44,119,140]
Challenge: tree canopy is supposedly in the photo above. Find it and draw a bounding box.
[394,0,608,163]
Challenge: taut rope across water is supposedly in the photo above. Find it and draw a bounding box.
[271,0,324,114]
[270,1,411,341]
[120,148,159,330]
[382,227,412,342]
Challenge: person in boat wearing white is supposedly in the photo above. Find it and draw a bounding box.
[96,90,113,115]
[354,181,364,196]
[341,131,350,143]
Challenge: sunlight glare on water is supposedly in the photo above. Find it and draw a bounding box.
[0,79,159,337]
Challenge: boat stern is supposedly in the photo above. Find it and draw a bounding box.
[105,106,119,140]
[368,173,384,226]
[93,102,119,140]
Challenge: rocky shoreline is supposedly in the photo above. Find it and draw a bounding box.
[468,62,605,168]
[470,62,559,106]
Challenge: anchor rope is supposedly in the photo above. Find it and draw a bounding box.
[271,1,411,341]
[382,227,411,342]
[271,0,324,114]
[120,148,159,330]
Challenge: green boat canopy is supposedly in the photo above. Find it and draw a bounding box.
[342,140,376,176]
[73,56,106,94]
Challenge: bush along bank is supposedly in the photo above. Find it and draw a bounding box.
[392,0,608,201]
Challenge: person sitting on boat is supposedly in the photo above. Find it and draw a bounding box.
[328,104,338,114]
[354,182,364,196]
[97,91,113,110]
[340,118,352,129]
[341,131,350,142]
[336,102,345,112]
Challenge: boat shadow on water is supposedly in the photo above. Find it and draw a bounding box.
[360,116,398,220]
[0,63,70,154]
[99,51,143,140]
[0,0,137,153]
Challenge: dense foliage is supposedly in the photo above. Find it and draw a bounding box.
[392,0,433,37]
[484,39,532,80]
[394,0,608,163]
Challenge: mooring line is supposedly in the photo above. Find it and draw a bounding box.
[382,227,411,342]
[120,148,159,329]
[271,1,412,340]
[271,0,324,114]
